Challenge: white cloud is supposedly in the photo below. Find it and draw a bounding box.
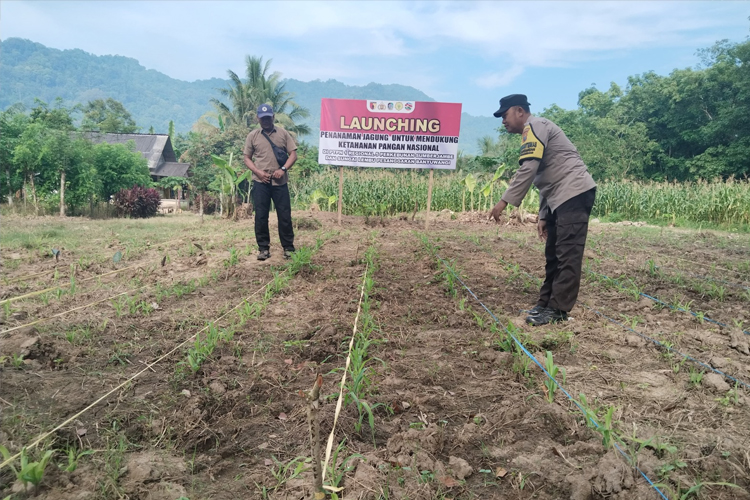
[2,0,748,109]
[475,65,526,89]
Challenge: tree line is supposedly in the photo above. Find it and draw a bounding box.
[0,98,151,216]
[477,38,750,182]
[2,36,749,217]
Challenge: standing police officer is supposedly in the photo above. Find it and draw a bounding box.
[244,104,298,260]
[489,94,596,325]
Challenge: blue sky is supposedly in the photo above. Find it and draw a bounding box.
[2,1,749,117]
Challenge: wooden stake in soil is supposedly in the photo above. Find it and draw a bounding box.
[307,374,324,499]
[337,166,344,225]
[425,168,434,230]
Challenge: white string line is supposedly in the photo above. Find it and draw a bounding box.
[1,285,150,336]
[0,263,143,306]
[0,274,279,471]
[321,262,369,488]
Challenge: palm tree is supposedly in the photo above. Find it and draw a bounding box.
[210,70,255,128]
[212,56,310,138]
[478,136,502,157]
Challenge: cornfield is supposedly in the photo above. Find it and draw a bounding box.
[594,178,750,226]
[290,168,538,215]
[292,169,750,227]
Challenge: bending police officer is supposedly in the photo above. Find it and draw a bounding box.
[489,94,596,326]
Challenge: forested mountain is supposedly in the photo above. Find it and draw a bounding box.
[0,38,497,153]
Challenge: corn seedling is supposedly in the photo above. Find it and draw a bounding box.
[671,356,687,374]
[63,325,93,345]
[439,260,460,298]
[670,297,694,313]
[268,455,310,491]
[99,434,128,499]
[11,353,25,368]
[61,448,94,472]
[0,445,54,489]
[511,343,533,380]
[224,247,239,268]
[182,323,224,374]
[494,328,514,352]
[69,264,77,294]
[543,351,565,403]
[670,481,746,500]
[577,394,620,449]
[111,296,126,317]
[619,314,641,330]
[597,405,617,448]
[707,283,727,301]
[325,440,363,494]
[470,309,486,330]
[659,341,675,360]
[716,383,741,406]
[540,329,575,349]
[108,344,131,365]
[688,367,704,387]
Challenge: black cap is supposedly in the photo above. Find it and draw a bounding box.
[493,94,530,118]
[257,104,274,118]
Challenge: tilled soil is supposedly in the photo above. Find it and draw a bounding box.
[1,212,749,500]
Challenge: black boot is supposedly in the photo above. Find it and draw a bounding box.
[526,307,568,326]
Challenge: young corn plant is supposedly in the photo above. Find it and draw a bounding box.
[543,351,565,403]
[69,263,77,295]
[345,243,386,442]
[688,367,704,387]
[578,394,619,449]
[439,260,460,298]
[0,445,54,489]
[325,439,363,496]
[61,448,94,472]
[224,247,239,268]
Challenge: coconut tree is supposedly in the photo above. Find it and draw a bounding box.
[210,71,255,128]
[212,56,310,138]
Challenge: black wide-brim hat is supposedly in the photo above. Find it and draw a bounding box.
[493,94,530,117]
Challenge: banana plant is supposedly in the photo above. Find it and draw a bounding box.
[212,153,251,218]
[480,164,508,210]
[309,189,337,211]
[461,173,477,212]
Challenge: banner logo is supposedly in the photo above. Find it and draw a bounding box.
[367,100,415,114]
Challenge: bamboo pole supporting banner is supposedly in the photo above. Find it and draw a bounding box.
[337,166,344,225]
[425,168,434,230]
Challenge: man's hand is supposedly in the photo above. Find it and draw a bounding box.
[537,219,548,241]
[489,200,508,223]
[256,170,272,183]
[272,169,285,180]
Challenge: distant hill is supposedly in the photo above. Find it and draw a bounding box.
[0,38,498,154]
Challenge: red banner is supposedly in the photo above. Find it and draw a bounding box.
[318,98,462,169]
